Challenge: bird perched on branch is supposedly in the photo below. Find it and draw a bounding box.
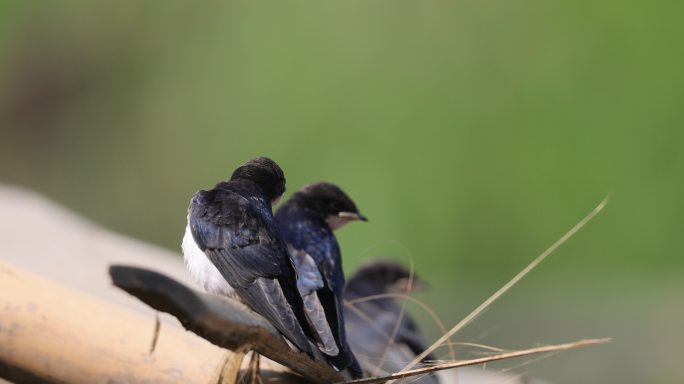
[344,260,440,384]
[181,157,315,355]
[275,182,367,377]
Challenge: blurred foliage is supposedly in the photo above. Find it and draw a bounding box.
[1,2,683,383]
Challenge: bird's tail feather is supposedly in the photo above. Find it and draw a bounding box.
[241,279,312,355]
[302,291,340,356]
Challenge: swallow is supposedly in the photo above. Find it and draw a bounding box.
[344,260,439,384]
[275,182,367,377]
[181,157,314,354]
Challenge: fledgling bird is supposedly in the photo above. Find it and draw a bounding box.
[181,157,314,354]
[275,182,367,377]
[344,260,439,384]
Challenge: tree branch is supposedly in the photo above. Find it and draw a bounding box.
[109,265,346,384]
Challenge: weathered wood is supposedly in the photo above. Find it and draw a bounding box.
[109,265,347,384]
[0,261,230,384]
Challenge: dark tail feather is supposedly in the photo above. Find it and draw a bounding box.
[325,345,363,378]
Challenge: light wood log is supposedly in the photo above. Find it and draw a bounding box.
[0,261,298,384]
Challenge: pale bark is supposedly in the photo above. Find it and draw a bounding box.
[0,262,227,383]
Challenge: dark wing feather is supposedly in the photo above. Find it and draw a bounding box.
[289,247,339,355]
[189,189,312,353]
[395,316,436,360]
[301,224,352,344]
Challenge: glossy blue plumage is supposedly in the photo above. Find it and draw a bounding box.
[276,195,363,377]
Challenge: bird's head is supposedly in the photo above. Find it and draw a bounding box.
[349,260,428,294]
[231,157,286,205]
[297,182,367,230]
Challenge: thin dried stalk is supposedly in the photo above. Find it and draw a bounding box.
[343,338,611,384]
[399,196,610,372]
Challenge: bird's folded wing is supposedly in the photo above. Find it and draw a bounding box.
[188,190,311,353]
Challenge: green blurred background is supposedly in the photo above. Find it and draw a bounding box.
[1,2,682,383]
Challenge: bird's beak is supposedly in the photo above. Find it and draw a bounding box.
[338,212,368,222]
[392,277,428,293]
[411,278,429,292]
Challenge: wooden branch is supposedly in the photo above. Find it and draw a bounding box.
[109,265,347,384]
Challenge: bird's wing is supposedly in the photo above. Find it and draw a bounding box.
[344,295,439,384]
[289,246,325,294]
[295,220,361,374]
[188,189,311,353]
[395,316,436,361]
[290,247,339,355]
[301,224,346,329]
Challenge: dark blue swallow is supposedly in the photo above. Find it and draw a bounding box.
[182,157,314,355]
[344,260,439,384]
[275,182,367,377]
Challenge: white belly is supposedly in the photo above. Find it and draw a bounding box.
[182,224,236,298]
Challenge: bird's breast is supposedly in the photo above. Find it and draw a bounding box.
[182,225,237,298]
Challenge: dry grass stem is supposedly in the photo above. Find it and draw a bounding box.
[398,196,610,372]
[216,350,246,384]
[496,351,560,375]
[343,338,612,384]
[436,342,504,353]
